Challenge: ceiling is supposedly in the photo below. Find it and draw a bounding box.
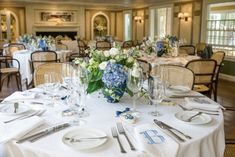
[0,0,179,9]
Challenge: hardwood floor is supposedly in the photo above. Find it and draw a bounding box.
[0,77,235,156]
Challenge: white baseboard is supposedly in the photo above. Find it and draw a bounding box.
[219,73,235,82]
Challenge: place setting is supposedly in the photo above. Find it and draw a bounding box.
[0,100,46,124]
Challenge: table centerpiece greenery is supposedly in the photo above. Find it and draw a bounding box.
[74,45,142,103]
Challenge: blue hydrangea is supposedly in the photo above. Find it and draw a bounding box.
[102,62,127,88]
[156,41,164,51]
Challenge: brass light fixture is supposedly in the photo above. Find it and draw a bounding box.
[178,12,189,21]
[134,16,142,23]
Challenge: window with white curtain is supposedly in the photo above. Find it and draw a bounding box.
[149,6,172,40]
[123,11,132,41]
[207,4,235,57]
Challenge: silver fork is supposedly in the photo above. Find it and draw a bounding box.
[116,122,136,151]
[184,112,202,122]
[65,136,107,142]
[111,127,126,153]
[4,110,41,123]
[178,104,219,115]
[14,102,19,113]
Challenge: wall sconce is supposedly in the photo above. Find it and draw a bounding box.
[178,12,189,21]
[134,16,143,23]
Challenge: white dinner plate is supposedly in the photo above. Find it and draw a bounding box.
[0,102,31,115]
[62,128,107,150]
[175,111,212,125]
[168,86,191,93]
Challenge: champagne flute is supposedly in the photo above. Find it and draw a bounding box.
[127,67,143,111]
[148,77,163,116]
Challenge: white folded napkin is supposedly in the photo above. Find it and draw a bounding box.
[185,97,220,111]
[0,116,44,143]
[3,91,36,102]
[134,123,179,157]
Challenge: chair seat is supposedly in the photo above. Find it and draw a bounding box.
[0,67,19,73]
[193,85,210,92]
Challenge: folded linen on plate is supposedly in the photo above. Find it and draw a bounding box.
[185,97,220,111]
[134,123,179,157]
[0,116,44,143]
[3,91,37,102]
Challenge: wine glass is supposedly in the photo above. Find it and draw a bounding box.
[43,72,61,93]
[148,77,164,116]
[72,64,89,118]
[127,67,143,111]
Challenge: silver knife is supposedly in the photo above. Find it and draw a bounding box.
[25,123,70,143]
[154,119,192,139]
[169,95,205,98]
[153,119,185,142]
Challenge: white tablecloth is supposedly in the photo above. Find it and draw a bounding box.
[140,55,200,67]
[13,50,72,84]
[0,89,225,157]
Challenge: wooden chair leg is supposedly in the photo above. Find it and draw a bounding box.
[15,74,20,90]
[16,73,22,91]
[7,75,11,87]
[214,82,218,102]
[0,74,2,92]
[19,74,22,91]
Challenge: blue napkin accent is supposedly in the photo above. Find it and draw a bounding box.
[116,107,130,117]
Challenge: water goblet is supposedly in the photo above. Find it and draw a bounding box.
[148,77,164,116]
[72,64,89,118]
[127,67,143,111]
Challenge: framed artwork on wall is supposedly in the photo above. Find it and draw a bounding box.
[34,9,78,24]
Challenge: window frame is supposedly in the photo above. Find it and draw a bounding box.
[206,10,235,59]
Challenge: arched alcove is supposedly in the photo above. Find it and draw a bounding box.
[91,12,110,40]
[0,9,19,42]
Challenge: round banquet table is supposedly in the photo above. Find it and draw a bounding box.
[12,49,72,84]
[1,88,225,157]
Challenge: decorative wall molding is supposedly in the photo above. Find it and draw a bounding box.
[219,73,235,82]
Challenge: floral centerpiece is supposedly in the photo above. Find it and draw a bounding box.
[18,34,55,51]
[95,25,106,37]
[156,35,179,57]
[74,45,140,103]
[141,37,156,55]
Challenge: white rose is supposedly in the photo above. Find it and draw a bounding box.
[74,60,80,65]
[115,55,120,60]
[103,50,110,57]
[123,49,128,54]
[109,48,119,56]
[131,67,140,78]
[127,57,134,63]
[99,61,108,70]
[96,50,102,55]
[109,59,116,63]
[89,58,95,64]
[80,62,87,68]
[133,61,139,67]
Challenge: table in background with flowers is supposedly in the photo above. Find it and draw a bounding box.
[140,54,200,68]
